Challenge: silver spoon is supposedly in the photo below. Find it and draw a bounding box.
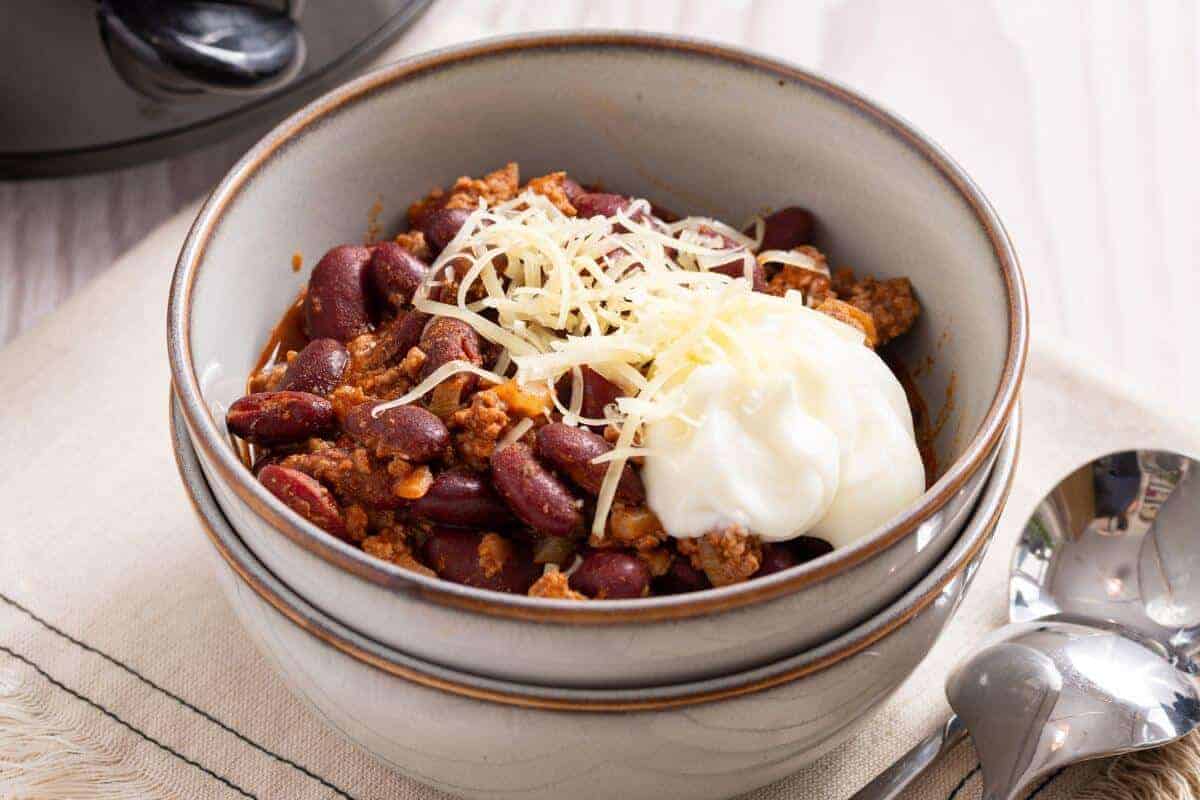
[948,619,1199,800]
[854,449,1200,799]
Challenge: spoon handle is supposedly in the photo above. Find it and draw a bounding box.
[849,714,968,800]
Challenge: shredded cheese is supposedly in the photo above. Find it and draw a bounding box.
[496,417,535,452]
[378,360,506,410]
[757,248,829,274]
[374,189,823,538]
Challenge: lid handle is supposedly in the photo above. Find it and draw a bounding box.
[99,0,306,100]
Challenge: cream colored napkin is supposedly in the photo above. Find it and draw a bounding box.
[3,200,1200,800]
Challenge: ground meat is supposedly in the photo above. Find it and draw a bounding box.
[816,296,879,348]
[408,163,522,224]
[635,547,673,577]
[445,162,520,210]
[767,268,831,302]
[329,385,370,421]
[677,525,763,587]
[477,532,514,578]
[449,389,510,469]
[362,527,435,577]
[393,230,431,262]
[526,171,578,216]
[765,246,833,302]
[344,504,370,542]
[408,164,522,233]
[398,346,426,380]
[345,332,378,370]
[832,268,920,345]
[354,365,410,400]
[249,362,287,393]
[365,508,397,531]
[528,567,586,600]
[427,253,497,305]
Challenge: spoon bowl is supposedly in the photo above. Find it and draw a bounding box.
[948,619,1200,800]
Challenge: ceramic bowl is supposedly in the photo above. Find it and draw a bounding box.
[172,396,1018,800]
[167,32,1027,688]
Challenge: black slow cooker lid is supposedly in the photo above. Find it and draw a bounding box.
[1,0,431,178]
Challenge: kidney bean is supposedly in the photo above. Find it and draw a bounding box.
[368,241,429,308]
[755,543,799,577]
[412,469,515,527]
[561,176,586,203]
[258,464,346,539]
[650,202,680,223]
[303,245,373,341]
[755,206,815,252]
[573,192,632,219]
[490,442,583,538]
[690,225,766,292]
[419,316,483,385]
[655,557,711,595]
[535,423,644,503]
[579,367,623,419]
[792,536,834,563]
[569,551,650,599]
[281,448,408,511]
[363,310,428,370]
[226,391,333,444]
[251,451,286,475]
[278,338,349,396]
[711,258,768,293]
[422,528,539,593]
[421,207,472,252]
[344,402,449,462]
[556,366,624,422]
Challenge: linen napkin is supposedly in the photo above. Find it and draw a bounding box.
[3,200,1200,800]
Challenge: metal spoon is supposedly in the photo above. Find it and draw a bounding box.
[854,449,1200,799]
[1011,449,1200,660]
[948,619,1200,800]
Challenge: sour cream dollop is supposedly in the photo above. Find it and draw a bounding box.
[642,305,925,547]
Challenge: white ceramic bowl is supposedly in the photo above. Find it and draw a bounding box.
[167,32,1026,688]
[173,397,1018,800]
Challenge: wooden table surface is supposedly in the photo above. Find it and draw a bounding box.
[3,0,1195,410]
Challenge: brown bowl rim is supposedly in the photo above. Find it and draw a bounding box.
[166,31,1028,624]
[171,390,1019,710]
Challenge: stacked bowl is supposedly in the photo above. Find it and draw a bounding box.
[167,33,1027,800]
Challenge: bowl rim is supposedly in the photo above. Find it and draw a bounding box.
[167,30,1028,624]
[172,390,1019,709]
